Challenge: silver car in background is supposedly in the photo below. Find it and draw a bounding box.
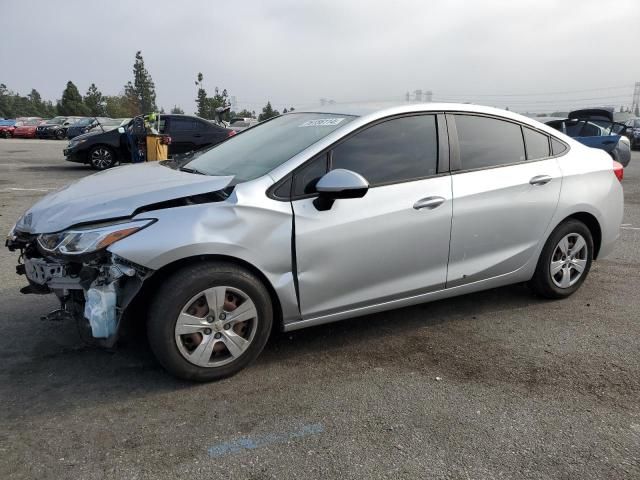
[6,103,624,381]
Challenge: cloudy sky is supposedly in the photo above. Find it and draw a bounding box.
[1,0,639,114]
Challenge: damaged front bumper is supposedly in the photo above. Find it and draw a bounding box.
[7,230,151,347]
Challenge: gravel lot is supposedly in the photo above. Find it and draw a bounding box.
[0,139,638,479]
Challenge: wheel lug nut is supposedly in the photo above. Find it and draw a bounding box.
[207,316,214,323]
[204,328,212,335]
[214,332,222,339]
[219,313,227,320]
[224,323,230,330]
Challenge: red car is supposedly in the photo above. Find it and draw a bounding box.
[12,118,44,138]
[0,121,20,138]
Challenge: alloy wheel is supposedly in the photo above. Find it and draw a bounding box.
[550,233,588,288]
[90,148,114,169]
[174,286,258,368]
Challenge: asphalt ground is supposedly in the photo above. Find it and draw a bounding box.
[0,139,638,479]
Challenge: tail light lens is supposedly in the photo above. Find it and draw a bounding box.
[613,160,624,182]
[227,130,236,137]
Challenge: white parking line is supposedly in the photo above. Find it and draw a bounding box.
[3,187,55,192]
[622,226,640,231]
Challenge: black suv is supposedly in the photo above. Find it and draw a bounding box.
[63,114,232,169]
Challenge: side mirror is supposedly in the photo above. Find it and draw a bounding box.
[313,169,369,211]
[118,127,125,134]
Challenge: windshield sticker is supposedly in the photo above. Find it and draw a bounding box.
[298,118,345,128]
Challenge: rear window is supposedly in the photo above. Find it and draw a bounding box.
[455,115,525,170]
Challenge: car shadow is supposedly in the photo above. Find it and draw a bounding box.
[1,282,549,422]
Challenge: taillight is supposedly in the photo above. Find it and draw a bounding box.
[613,160,624,182]
[227,130,236,137]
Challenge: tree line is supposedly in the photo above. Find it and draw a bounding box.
[1,51,293,122]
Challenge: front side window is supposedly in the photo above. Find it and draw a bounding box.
[523,127,550,160]
[455,115,525,170]
[330,115,438,186]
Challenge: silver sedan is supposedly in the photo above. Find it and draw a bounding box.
[7,103,624,381]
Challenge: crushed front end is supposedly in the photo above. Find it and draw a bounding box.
[6,222,153,347]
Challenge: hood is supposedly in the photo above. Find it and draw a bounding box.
[16,162,234,233]
[568,107,614,122]
[69,129,103,142]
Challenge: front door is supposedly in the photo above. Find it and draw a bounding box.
[292,114,453,319]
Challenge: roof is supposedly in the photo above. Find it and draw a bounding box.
[294,101,557,130]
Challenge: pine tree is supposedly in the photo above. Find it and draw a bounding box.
[258,101,280,121]
[194,73,229,119]
[83,83,105,116]
[124,51,157,115]
[57,81,90,116]
[171,105,184,114]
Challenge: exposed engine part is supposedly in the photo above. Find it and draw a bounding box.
[12,233,152,346]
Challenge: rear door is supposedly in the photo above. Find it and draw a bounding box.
[165,116,204,155]
[446,114,562,287]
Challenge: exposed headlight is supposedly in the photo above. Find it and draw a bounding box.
[37,219,155,255]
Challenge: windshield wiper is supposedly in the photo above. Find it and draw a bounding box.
[180,166,206,175]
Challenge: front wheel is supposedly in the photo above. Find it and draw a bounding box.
[89,146,117,170]
[55,129,66,140]
[147,262,273,381]
[530,219,593,299]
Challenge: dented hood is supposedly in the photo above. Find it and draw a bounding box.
[16,162,234,233]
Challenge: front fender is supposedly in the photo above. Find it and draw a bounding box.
[108,184,299,322]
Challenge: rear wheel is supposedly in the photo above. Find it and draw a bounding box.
[530,219,593,299]
[89,146,117,170]
[55,129,65,140]
[147,262,273,381]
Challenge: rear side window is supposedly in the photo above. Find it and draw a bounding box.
[330,115,438,186]
[455,115,525,170]
[523,127,550,160]
[551,138,568,155]
[170,118,200,132]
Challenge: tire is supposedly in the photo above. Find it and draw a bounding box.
[88,145,117,170]
[1,131,9,139]
[55,129,65,140]
[529,219,594,299]
[147,262,273,381]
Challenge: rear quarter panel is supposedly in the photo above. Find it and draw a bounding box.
[553,142,623,259]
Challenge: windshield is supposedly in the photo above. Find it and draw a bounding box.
[48,117,66,125]
[75,117,96,126]
[185,113,355,182]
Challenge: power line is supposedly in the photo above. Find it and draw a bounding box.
[435,85,633,98]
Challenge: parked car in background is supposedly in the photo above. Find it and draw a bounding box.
[64,114,233,169]
[8,103,624,380]
[0,119,18,138]
[36,116,83,140]
[12,118,45,138]
[228,117,258,133]
[542,108,631,167]
[66,117,113,139]
[624,118,640,149]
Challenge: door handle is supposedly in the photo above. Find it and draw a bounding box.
[602,140,616,145]
[413,196,445,210]
[529,175,552,186]
[193,134,202,138]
